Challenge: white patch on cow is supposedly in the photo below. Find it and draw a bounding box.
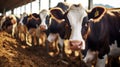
[12,22,17,37]
[83,49,98,64]
[39,9,49,30]
[58,35,64,58]
[9,15,17,37]
[67,4,87,50]
[47,33,58,42]
[58,36,64,48]
[109,41,120,56]
[19,17,24,25]
[0,16,6,29]
[19,12,28,25]
[95,55,107,67]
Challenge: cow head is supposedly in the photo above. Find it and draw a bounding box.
[1,15,17,30]
[48,7,71,41]
[22,13,41,30]
[39,9,50,31]
[47,2,70,42]
[66,4,107,51]
[66,4,88,50]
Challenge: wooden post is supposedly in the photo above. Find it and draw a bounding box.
[88,0,93,10]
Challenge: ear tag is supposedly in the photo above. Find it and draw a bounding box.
[95,10,99,17]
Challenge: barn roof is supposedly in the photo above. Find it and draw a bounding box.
[0,0,35,13]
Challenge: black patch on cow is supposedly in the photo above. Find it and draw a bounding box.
[22,13,41,30]
[56,2,69,12]
[50,8,64,20]
[45,15,51,26]
[2,17,13,29]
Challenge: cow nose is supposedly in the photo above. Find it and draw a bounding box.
[40,25,47,31]
[69,40,83,50]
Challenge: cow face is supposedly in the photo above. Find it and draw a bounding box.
[39,9,50,31]
[22,13,41,30]
[66,4,88,50]
[1,15,17,30]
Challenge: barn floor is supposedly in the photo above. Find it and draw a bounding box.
[0,31,87,67]
[0,31,119,67]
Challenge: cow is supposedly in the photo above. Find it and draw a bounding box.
[81,6,120,67]
[49,3,120,67]
[18,13,42,46]
[46,2,71,58]
[0,15,20,37]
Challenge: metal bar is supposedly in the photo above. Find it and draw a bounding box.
[49,0,51,9]
[88,0,93,10]
[39,0,41,10]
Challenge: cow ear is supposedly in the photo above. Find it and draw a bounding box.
[88,6,106,22]
[50,8,64,20]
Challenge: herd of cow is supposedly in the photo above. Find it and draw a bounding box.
[0,2,120,67]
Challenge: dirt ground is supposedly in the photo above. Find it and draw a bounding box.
[0,31,119,67]
[0,31,87,67]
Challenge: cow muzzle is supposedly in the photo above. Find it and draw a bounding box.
[69,40,83,51]
[40,25,47,31]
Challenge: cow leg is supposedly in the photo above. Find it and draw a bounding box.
[42,33,47,47]
[32,35,37,46]
[26,33,32,46]
[95,55,107,67]
[12,23,17,37]
[58,36,64,58]
[47,33,59,56]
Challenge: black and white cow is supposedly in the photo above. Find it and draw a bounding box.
[49,3,120,67]
[18,13,42,46]
[46,2,71,57]
[0,15,20,37]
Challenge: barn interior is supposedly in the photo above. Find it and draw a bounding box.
[0,0,119,67]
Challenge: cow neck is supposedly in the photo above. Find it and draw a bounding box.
[84,23,91,40]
